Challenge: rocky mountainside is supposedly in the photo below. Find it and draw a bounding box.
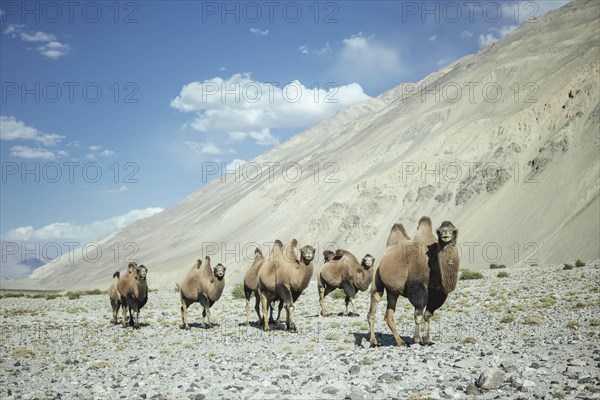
[9,0,600,290]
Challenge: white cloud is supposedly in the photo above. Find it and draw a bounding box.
[334,32,402,90]
[9,145,56,160]
[0,116,65,146]
[21,31,55,42]
[436,58,454,66]
[171,73,370,146]
[184,141,223,154]
[299,43,332,55]
[225,158,247,171]
[478,25,517,47]
[38,41,71,59]
[105,185,130,194]
[2,207,164,243]
[85,153,96,160]
[249,27,269,36]
[429,35,437,42]
[100,149,116,158]
[460,30,474,38]
[220,66,227,71]
[89,145,102,151]
[3,24,25,37]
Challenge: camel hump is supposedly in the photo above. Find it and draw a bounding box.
[196,259,203,269]
[290,239,298,247]
[323,250,335,262]
[415,216,435,243]
[254,247,263,259]
[274,240,283,249]
[113,271,120,278]
[417,216,432,229]
[386,223,410,247]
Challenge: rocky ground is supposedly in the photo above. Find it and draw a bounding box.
[1,261,599,400]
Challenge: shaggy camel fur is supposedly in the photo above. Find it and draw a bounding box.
[258,239,314,332]
[367,217,459,346]
[243,248,283,326]
[180,256,226,329]
[318,250,375,317]
[116,262,148,329]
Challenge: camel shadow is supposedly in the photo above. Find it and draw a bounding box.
[352,332,414,347]
[235,320,287,331]
[181,322,221,330]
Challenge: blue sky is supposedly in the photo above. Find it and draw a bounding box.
[0,1,569,260]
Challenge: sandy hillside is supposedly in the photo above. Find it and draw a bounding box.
[4,0,599,290]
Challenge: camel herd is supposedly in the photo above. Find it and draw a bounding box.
[108,216,459,346]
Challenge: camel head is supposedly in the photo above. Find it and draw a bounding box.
[362,254,375,269]
[213,263,226,280]
[323,250,335,263]
[300,245,315,265]
[127,262,138,274]
[135,264,148,282]
[437,221,458,246]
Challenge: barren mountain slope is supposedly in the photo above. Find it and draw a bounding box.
[10,0,599,290]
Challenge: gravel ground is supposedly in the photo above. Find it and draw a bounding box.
[1,261,599,400]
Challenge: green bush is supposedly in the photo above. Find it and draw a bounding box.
[459,269,484,280]
[574,259,585,268]
[489,263,506,269]
[230,284,246,299]
[82,289,104,296]
[497,271,509,278]
[563,264,573,270]
[331,289,346,299]
[66,291,81,300]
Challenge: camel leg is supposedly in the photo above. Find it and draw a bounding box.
[132,307,140,329]
[180,298,191,329]
[384,292,404,346]
[423,289,448,344]
[274,300,283,323]
[407,283,428,345]
[367,271,384,347]
[318,277,327,317]
[277,284,296,332]
[198,293,211,328]
[258,287,270,332]
[244,286,252,326]
[120,298,129,328]
[110,300,119,324]
[341,282,356,316]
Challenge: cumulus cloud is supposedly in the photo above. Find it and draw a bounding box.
[333,32,402,91]
[299,42,331,55]
[171,73,370,146]
[10,145,56,160]
[249,27,269,36]
[38,41,71,59]
[0,116,64,146]
[3,24,71,59]
[184,141,223,154]
[478,25,517,47]
[2,207,164,243]
[460,30,474,38]
[21,31,56,42]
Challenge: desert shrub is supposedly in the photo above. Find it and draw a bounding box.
[459,270,484,280]
[66,291,81,300]
[489,263,506,269]
[230,284,245,299]
[575,259,585,268]
[331,289,346,299]
[563,264,573,270]
[497,271,509,278]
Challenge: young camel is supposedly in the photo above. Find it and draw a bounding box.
[318,250,375,316]
[367,217,459,346]
[242,247,283,326]
[116,262,148,329]
[180,256,226,329]
[257,239,314,332]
